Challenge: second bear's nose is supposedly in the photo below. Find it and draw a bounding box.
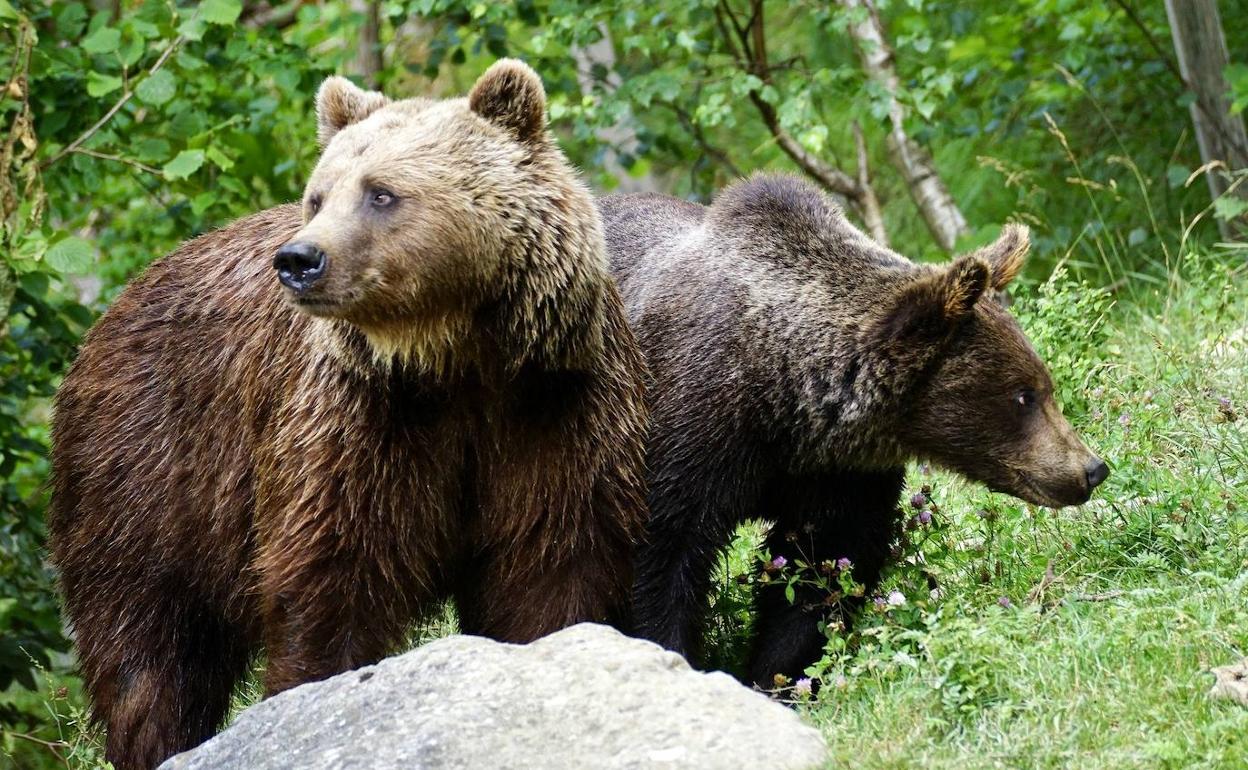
[1085,457,1109,490]
[274,242,327,292]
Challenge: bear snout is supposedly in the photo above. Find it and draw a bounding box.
[274,241,328,293]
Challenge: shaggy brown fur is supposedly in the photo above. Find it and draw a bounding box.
[599,174,1107,688]
[49,60,647,770]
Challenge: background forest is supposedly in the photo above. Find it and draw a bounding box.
[2,1,1247,768]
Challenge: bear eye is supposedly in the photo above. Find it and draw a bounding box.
[1016,389,1038,409]
[370,189,396,209]
[307,195,322,216]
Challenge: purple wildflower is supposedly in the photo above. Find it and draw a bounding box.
[910,493,926,510]
[771,555,787,570]
[836,557,852,571]
[918,509,933,525]
[793,678,813,697]
[997,596,1012,608]
[887,590,905,607]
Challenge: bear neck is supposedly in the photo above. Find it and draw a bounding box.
[727,243,924,473]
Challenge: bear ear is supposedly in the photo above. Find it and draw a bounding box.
[316,76,389,147]
[879,256,990,342]
[468,58,547,143]
[968,223,1030,290]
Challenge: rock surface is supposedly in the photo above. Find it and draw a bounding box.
[1210,659,1248,707]
[159,623,827,770]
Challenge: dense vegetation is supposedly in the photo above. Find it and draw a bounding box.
[2,1,1246,767]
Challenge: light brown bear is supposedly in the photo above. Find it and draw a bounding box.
[50,60,647,770]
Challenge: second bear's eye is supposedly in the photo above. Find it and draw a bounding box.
[1016,389,1037,409]
[308,196,322,216]
[370,190,396,209]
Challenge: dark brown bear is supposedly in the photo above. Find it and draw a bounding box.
[599,174,1108,689]
[49,60,647,770]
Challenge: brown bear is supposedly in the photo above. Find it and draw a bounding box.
[49,60,647,770]
[598,174,1108,689]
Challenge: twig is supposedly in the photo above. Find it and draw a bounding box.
[41,35,184,169]
[1026,560,1060,605]
[2,731,71,769]
[656,100,744,179]
[70,147,160,175]
[714,0,862,200]
[1069,589,1127,602]
[1108,0,1184,85]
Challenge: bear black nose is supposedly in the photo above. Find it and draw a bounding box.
[273,242,327,292]
[1085,457,1109,490]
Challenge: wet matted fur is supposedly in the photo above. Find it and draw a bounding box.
[49,60,647,770]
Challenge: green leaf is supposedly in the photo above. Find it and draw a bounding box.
[163,149,205,180]
[200,0,242,26]
[1212,195,1248,222]
[86,71,124,97]
[177,16,206,41]
[191,191,218,216]
[81,26,121,55]
[205,145,234,171]
[44,236,94,273]
[118,35,144,67]
[1166,165,1189,190]
[136,70,176,105]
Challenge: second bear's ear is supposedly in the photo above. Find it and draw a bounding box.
[469,58,547,143]
[966,223,1029,290]
[878,256,990,342]
[316,76,389,147]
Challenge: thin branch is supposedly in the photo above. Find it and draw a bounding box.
[657,100,744,179]
[1068,589,1127,602]
[2,731,71,769]
[70,147,161,175]
[41,35,183,169]
[1109,0,1183,83]
[716,0,862,199]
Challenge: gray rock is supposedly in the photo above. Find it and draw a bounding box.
[159,623,827,770]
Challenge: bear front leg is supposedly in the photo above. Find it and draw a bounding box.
[455,526,637,643]
[747,468,904,690]
[632,504,736,664]
[258,553,420,696]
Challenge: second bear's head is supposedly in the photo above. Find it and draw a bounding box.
[274,59,606,372]
[872,225,1109,508]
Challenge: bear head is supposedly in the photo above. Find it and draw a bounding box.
[274,59,605,373]
[872,225,1108,507]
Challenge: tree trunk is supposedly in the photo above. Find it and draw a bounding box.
[840,0,969,251]
[350,0,383,88]
[853,121,888,245]
[1163,0,1248,238]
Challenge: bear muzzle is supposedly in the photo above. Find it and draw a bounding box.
[274,241,328,294]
